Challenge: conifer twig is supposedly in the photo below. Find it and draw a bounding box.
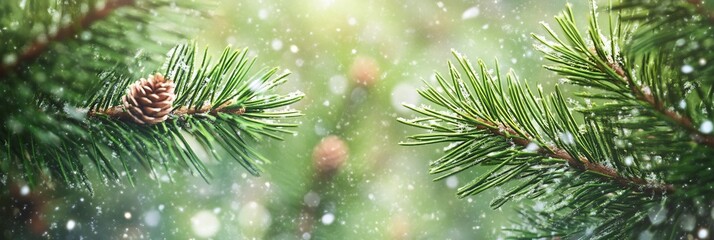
[403,1,713,237]
[687,0,714,24]
[88,103,247,122]
[0,0,135,78]
[632,81,714,148]
[477,117,675,195]
[607,62,714,148]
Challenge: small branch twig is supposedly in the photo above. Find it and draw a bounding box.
[687,0,714,24]
[477,119,674,195]
[87,104,246,122]
[608,62,714,148]
[635,88,714,147]
[0,0,135,78]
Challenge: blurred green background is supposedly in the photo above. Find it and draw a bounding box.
[9,0,593,239]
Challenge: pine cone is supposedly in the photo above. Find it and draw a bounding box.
[312,135,348,176]
[122,73,175,124]
[349,56,380,87]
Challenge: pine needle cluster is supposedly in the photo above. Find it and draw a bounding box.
[401,1,714,238]
[0,0,302,192]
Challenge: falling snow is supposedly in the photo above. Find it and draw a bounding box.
[699,228,709,239]
[321,213,335,225]
[4,1,710,239]
[639,230,653,240]
[391,83,419,113]
[679,214,695,231]
[19,185,29,196]
[624,156,634,166]
[144,210,161,227]
[271,39,283,50]
[66,220,76,231]
[701,120,713,134]
[461,6,480,20]
[191,210,220,238]
[524,142,539,152]
[558,132,575,145]
[648,205,668,226]
[445,176,459,189]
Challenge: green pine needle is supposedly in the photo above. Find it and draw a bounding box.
[401,1,713,238]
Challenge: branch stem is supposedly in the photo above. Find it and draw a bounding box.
[687,0,714,24]
[608,62,714,148]
[477,119,674,195]
[88,104,246,121]
[635,87,714,147]
[0,0,135,78]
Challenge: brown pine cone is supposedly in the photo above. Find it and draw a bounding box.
[122,73,176,124]
[312,135,348,176]
[349,56,380,87]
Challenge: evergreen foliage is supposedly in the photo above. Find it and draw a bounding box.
[401,1,714,238]
[0,1,302,192]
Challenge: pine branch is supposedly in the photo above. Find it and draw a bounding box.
[0,0,205,103]
[687,0,714,24]
[400,50,671,200]
[607,0,714,147]
[89,102,247,122]
[473,115,673,195]
[2,43,303,191]
[400,1,711,238]
[78,44,303,186]
[614,61,714,148]
[534,2,714,151]
[562,43,714,148]
[0,0,135,78]
[0,1,225,190]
